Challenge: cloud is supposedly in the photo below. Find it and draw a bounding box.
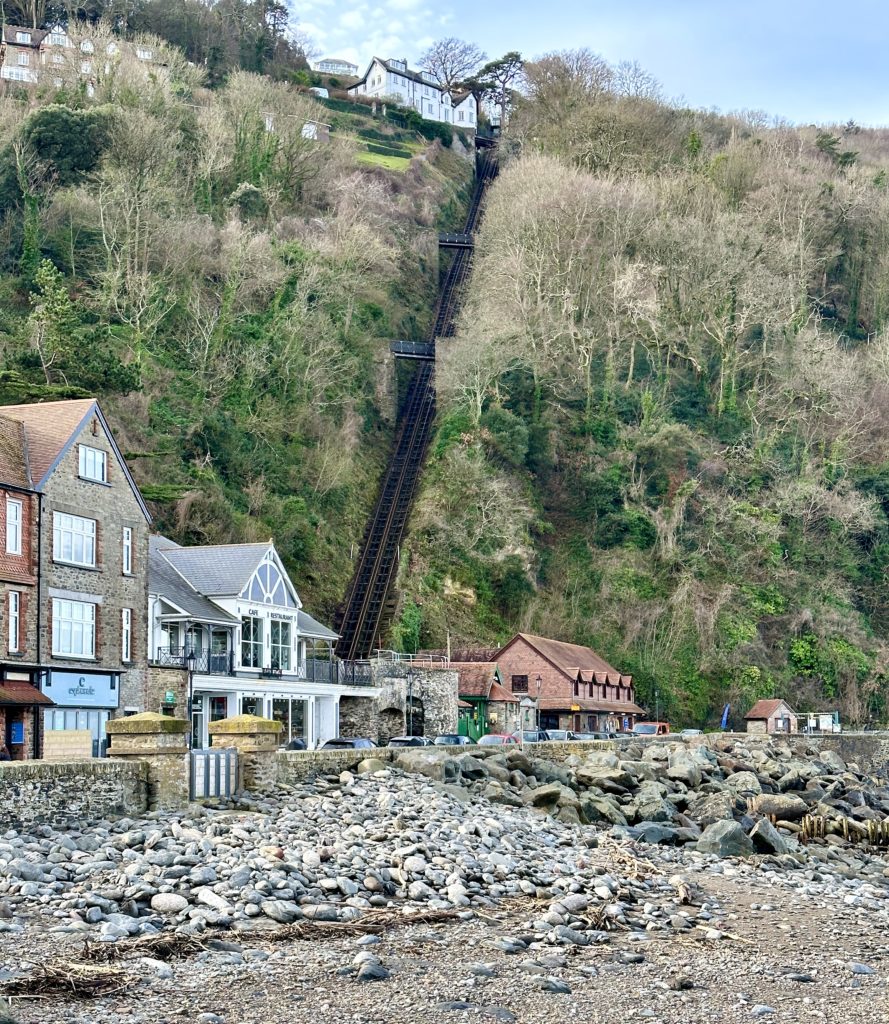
[387,0,422,9]
[340,8,367,29]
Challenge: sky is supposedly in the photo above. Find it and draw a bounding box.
[293,0,889,126]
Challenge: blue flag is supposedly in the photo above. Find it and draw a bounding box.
[720,703,731,730]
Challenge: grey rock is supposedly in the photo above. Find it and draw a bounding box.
[696,820,755,858]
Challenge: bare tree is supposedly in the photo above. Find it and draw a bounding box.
[418,37,486,92]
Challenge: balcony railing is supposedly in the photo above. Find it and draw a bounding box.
[152,648,375,687]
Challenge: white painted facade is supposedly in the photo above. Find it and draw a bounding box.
[313,57,359,76]
[348,57,477,130]
[149,542,372,749]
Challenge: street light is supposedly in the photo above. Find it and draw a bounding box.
[406,668,414,737]
[519,696,536,752]
[186,650,197,750]
[535,675,542,732]
[655,687,660,726]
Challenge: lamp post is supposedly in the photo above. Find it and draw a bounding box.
[186,650,197,750]
[535,674,542,733]
[406,668,414,737]
[655,687,660,726]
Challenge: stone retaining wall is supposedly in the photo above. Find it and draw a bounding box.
[0,759,148,830]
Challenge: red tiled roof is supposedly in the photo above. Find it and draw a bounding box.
[418,648,499,663]
[451,662,498,698]
[488,681,518,704]
[745,699,795,720]
[0,683,54,706]
[0,399,96,487]
[0,416,30,488]
[499,633,628,682]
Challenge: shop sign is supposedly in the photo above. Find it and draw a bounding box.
[45,671,119,709]
[164,690,176,704]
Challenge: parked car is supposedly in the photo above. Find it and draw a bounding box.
[545,729,595,742]
[283,737,307,751]
[433,734,472,746]
[388,736,427,747]
[573,731,612,741]
[679,728,703,738]
[477,733,518,746]
[510,729,551,743]
[320,737,376,750]
[632,722,670,737]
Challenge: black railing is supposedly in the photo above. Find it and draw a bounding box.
[152,648,375,687]
[154,647,235,676]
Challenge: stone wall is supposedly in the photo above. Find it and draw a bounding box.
[145,666,188,718]
[0,759,148,829]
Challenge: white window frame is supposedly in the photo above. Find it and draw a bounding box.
[52,599,96,658]
[121,607,132,662]
[53,512,96,568]
[136,46,153,60]
[6,498,22,556]
[8,592,20,653]
[79,445,107,482]
[15,32,31,44]
[17,52,29,67]
[270,620,291,672]
[50,32,67,46]
[122,526,133,575]
[241,616,263,669]
[80,60,92,75]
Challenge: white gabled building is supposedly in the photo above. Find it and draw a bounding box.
[148,536,372,749]
[347,56,477,131]
[313,57,359,77]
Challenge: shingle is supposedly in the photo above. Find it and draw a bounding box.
[508,633,627,681]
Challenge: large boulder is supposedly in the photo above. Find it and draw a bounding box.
[666,758,702,788]
[575,765,635,792]
[526,781,575,808]
[395,749,459,783]
[749,818,788,855]
[696,819,755,858]
[751,793,808,821]
[686,791,736,826]
[723,770,762,795]
[816,749,847,773]
[452,754,490,781]
[579,795,628,826]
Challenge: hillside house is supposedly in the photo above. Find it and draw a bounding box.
[0,25,46,84]
[745,699,798,734]
[148,536,371,748]
[313,57,358,77]
[347,57,477,130]
[0,399,151,758]
[495,633,642,734]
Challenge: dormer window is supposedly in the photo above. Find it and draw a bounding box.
[79,444,107,483]
[80,39,94,53]
[15,32,31,44]
[136,46,153,60]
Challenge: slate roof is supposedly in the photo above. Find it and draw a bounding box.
[745,699,796,720]
[298,610,339,641]
[158,542,271,597]
[2,26,48,47]
[149,537,238,623]
[352,56,444,93]
[497,633,629,683]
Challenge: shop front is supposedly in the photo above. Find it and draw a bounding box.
[41,670,121,757]
[190,678,340,750]
[0,672,54,760]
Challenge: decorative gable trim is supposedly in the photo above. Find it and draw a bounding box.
[239,546,302,610]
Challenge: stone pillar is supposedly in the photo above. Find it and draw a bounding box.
[208,714,282,793]
[106,712,189,810]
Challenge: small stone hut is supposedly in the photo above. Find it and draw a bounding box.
[744,699,798,735]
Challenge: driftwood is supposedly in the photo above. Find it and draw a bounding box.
[2,959,128,998]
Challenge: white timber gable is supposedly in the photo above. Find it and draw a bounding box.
[348,57,477,129]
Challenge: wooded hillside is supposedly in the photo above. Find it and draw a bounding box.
[0,33,473,619]
[402,50,889,727]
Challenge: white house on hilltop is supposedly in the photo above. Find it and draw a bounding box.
[313,57,359,76]
[148,536,372,749]
[348,57,477,130]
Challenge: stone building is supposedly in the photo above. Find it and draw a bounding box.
[745,699,798,734]
[449,662,518,740]
[0,399,151,756]
[494,633,643,734]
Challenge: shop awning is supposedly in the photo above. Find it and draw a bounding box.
[0,683,54,706]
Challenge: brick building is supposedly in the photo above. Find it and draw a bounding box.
[0,399,150,757]
[494,633,643,734]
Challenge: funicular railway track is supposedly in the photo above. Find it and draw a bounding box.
[335,147,498,661]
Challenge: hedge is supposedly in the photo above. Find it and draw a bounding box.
[366,143,413,159]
